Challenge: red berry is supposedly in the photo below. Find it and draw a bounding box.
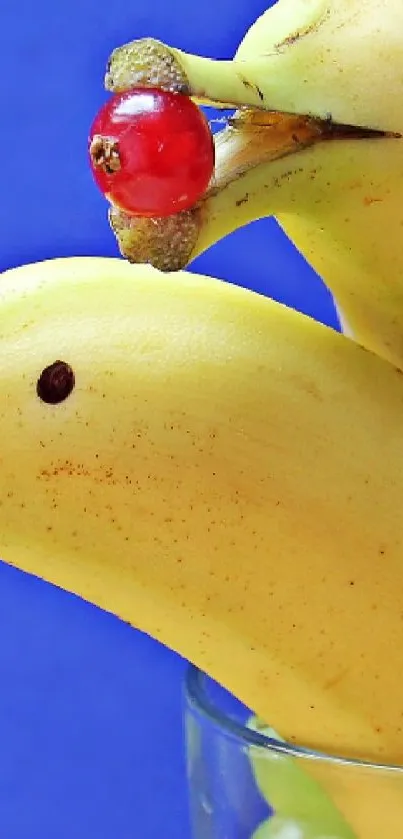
[88,87,215,218]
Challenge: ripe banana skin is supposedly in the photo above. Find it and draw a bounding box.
[105,0,403,371]
[1,256,403,837]
[193,135,403,372]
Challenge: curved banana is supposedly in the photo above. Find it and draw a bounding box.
[1,256,403,837]
[104,0,403,370]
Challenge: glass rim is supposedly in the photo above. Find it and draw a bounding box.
[184,664,403,775]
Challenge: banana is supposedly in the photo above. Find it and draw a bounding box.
[104,0,403,370]
[1,255,403,837]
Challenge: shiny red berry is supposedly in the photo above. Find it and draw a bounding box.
[89,87,215,218]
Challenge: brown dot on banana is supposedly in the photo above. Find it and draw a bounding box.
[105,0,403,372]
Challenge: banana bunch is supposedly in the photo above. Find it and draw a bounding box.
[1,255,403,838]
[105,0,403,371]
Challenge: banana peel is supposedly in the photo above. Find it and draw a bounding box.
[1,256,403,837]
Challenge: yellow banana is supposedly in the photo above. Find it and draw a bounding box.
[104,0,403,370]
[1,255,403,837]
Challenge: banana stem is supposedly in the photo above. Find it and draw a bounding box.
[105,36,269,109]
[170,50,268,109]
[108,110,391,272]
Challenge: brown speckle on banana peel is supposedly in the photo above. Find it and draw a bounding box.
[107,112,326,273]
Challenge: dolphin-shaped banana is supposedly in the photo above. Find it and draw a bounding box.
[1,256,403,837]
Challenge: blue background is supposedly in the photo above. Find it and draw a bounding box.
[0,1,339,836]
